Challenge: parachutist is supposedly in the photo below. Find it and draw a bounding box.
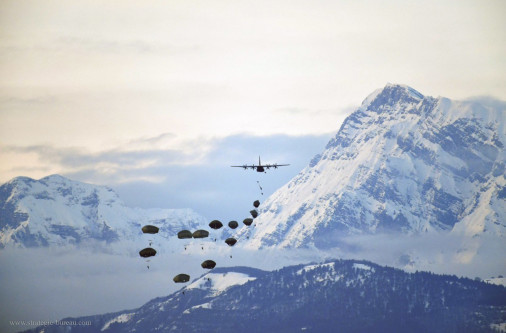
[225,238,237,246]
[202,260,216,269]
[173,274,190,283]
[243,218,253,226]
[209,220,223,229]
[178,230,192,239]
[142,225,159,234]
[193,230,209,239]
[139,248,156,258]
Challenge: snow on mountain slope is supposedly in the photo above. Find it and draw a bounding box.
[24,259,506,333]
[241,84,505,249]
[186,271,258,297]
[0,175,206,248]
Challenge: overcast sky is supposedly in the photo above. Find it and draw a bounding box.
[1,0,505,218]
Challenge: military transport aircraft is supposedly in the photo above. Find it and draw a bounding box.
[231,156,289,173]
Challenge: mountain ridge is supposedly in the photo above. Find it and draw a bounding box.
[0,174,207,248]
[241,84,505,249]
[22,258,506,333]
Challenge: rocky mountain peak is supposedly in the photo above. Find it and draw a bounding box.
[241,84,505,249]
[365,83,424,112]
[0,175,206,248]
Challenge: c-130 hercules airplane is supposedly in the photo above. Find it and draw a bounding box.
[231,156,289,173]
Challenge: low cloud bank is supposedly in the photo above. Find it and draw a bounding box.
[1,232,503,333]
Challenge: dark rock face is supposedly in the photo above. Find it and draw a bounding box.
[0,180,30,230]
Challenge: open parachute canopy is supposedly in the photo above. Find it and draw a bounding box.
[177,230,193,239]
[209,220,223,230]
[193,229,209,239]
[173,274,190,283]
[139,247,157,258]
[243,218,253,226]
[228,220,239,229]
[253,200,260,208]
[141,225,159,234]
[250,210,258,218]
[225,237,237,246]
[201,260,216,269]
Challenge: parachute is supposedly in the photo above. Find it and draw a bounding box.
[209,220,223,230]
[178,230,193,239]
[201,260,216,269]
[225,237,237,246]
[228,220,239,229]
[250,210,258,218]
[243,218,253,226]
[193,229,209,239]
[173,274,190,283]
[253,200,260,208]
[139,247,157,258]
[142,225,159,234]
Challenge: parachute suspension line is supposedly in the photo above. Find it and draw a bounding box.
[256,180,264,196]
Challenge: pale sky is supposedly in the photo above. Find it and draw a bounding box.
[0,0,505,217]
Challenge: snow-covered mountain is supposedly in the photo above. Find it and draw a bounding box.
[0,175,206,248]
[243,84,505,248]
[23,259,506,333]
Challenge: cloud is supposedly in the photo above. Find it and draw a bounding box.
[0,133,332,220]
[0,95,58,107]
[0,241,327,333]
[1,231,503,333]
[274,106,353,117]
[126,132,177,146]
[93,133,332,220]
[55,36,200,55]
[0,246,202,333]
[3,143,195,173]
[58,36,158,54]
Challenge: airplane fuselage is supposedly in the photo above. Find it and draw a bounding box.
[231,156,289,172]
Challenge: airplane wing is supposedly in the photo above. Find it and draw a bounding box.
[265,164,290,168]
[231,165,256,169]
